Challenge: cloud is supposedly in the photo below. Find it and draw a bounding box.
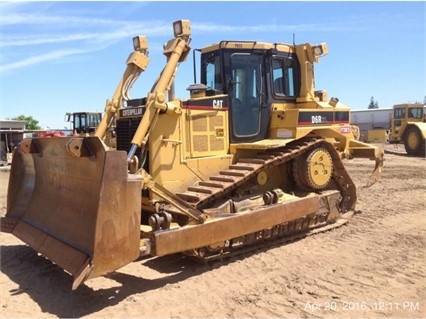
[2,33,97,47]
[2,1,421,74]
[0,17,344,73]
[191,21,370,35]
[2,13,127,27]
[0,4,172,72]
[2,49,84,73]
[1,20,170,48]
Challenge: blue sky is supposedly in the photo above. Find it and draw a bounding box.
[1,1,425,129]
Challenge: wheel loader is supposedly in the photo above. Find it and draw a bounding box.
[1,20,384,290]
[388,103,426,156]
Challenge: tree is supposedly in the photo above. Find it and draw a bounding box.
[12,115,41,130]
[423,96,426,105]
[368,96,379,109]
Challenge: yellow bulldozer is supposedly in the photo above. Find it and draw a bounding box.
[65,111,102,135]
[388,103,426,156]
[1,20,384,290]
[64,111,116,147]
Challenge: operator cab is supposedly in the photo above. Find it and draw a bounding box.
[65,112,102,134]
[200,41,300,143]
[393,104,424,127]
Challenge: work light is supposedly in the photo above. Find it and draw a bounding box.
[133,35,148,52]
[173,20,191,37]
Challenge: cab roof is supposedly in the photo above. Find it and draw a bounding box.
[200,41,295,54]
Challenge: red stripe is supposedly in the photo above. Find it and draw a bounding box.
[182,105,229,110]
[298,120,349,125]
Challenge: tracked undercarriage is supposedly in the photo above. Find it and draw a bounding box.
[188,209,354,262]
[141,136,359,261]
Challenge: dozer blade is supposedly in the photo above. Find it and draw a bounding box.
[2,136,142,289]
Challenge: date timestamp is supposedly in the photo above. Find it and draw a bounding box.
[304,301,420,312]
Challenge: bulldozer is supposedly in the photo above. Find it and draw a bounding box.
[65,111,102,135]
[64,111,116,148]
[388,103,426,156]
[1,20,384,290]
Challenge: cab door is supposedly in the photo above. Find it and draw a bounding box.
[229,53,269,143]
[391,106,405,142]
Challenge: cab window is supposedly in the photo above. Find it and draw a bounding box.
[272,57,297,97]
[394,108,405,119]
[408,107,423,119]
[205,53,223,93]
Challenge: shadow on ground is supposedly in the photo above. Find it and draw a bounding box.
[1,245,209,317]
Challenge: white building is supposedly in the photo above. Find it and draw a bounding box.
[0,119,26,165]
[350,108,392,135]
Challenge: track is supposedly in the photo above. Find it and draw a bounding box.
[176,136,357,212]
[171,137,358,260]
[187,210,355,261]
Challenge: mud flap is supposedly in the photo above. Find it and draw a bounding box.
[3,136,142,289]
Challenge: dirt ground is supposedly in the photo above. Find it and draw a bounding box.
[1,143,425,319]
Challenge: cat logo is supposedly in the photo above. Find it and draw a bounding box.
[213,99,223,109]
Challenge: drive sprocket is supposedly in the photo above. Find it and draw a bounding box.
[293,147,333,190]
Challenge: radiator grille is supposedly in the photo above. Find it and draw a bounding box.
[116,118,142,157]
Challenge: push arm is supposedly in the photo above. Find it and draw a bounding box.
[127,20,191,161]
[95,37,150,139]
